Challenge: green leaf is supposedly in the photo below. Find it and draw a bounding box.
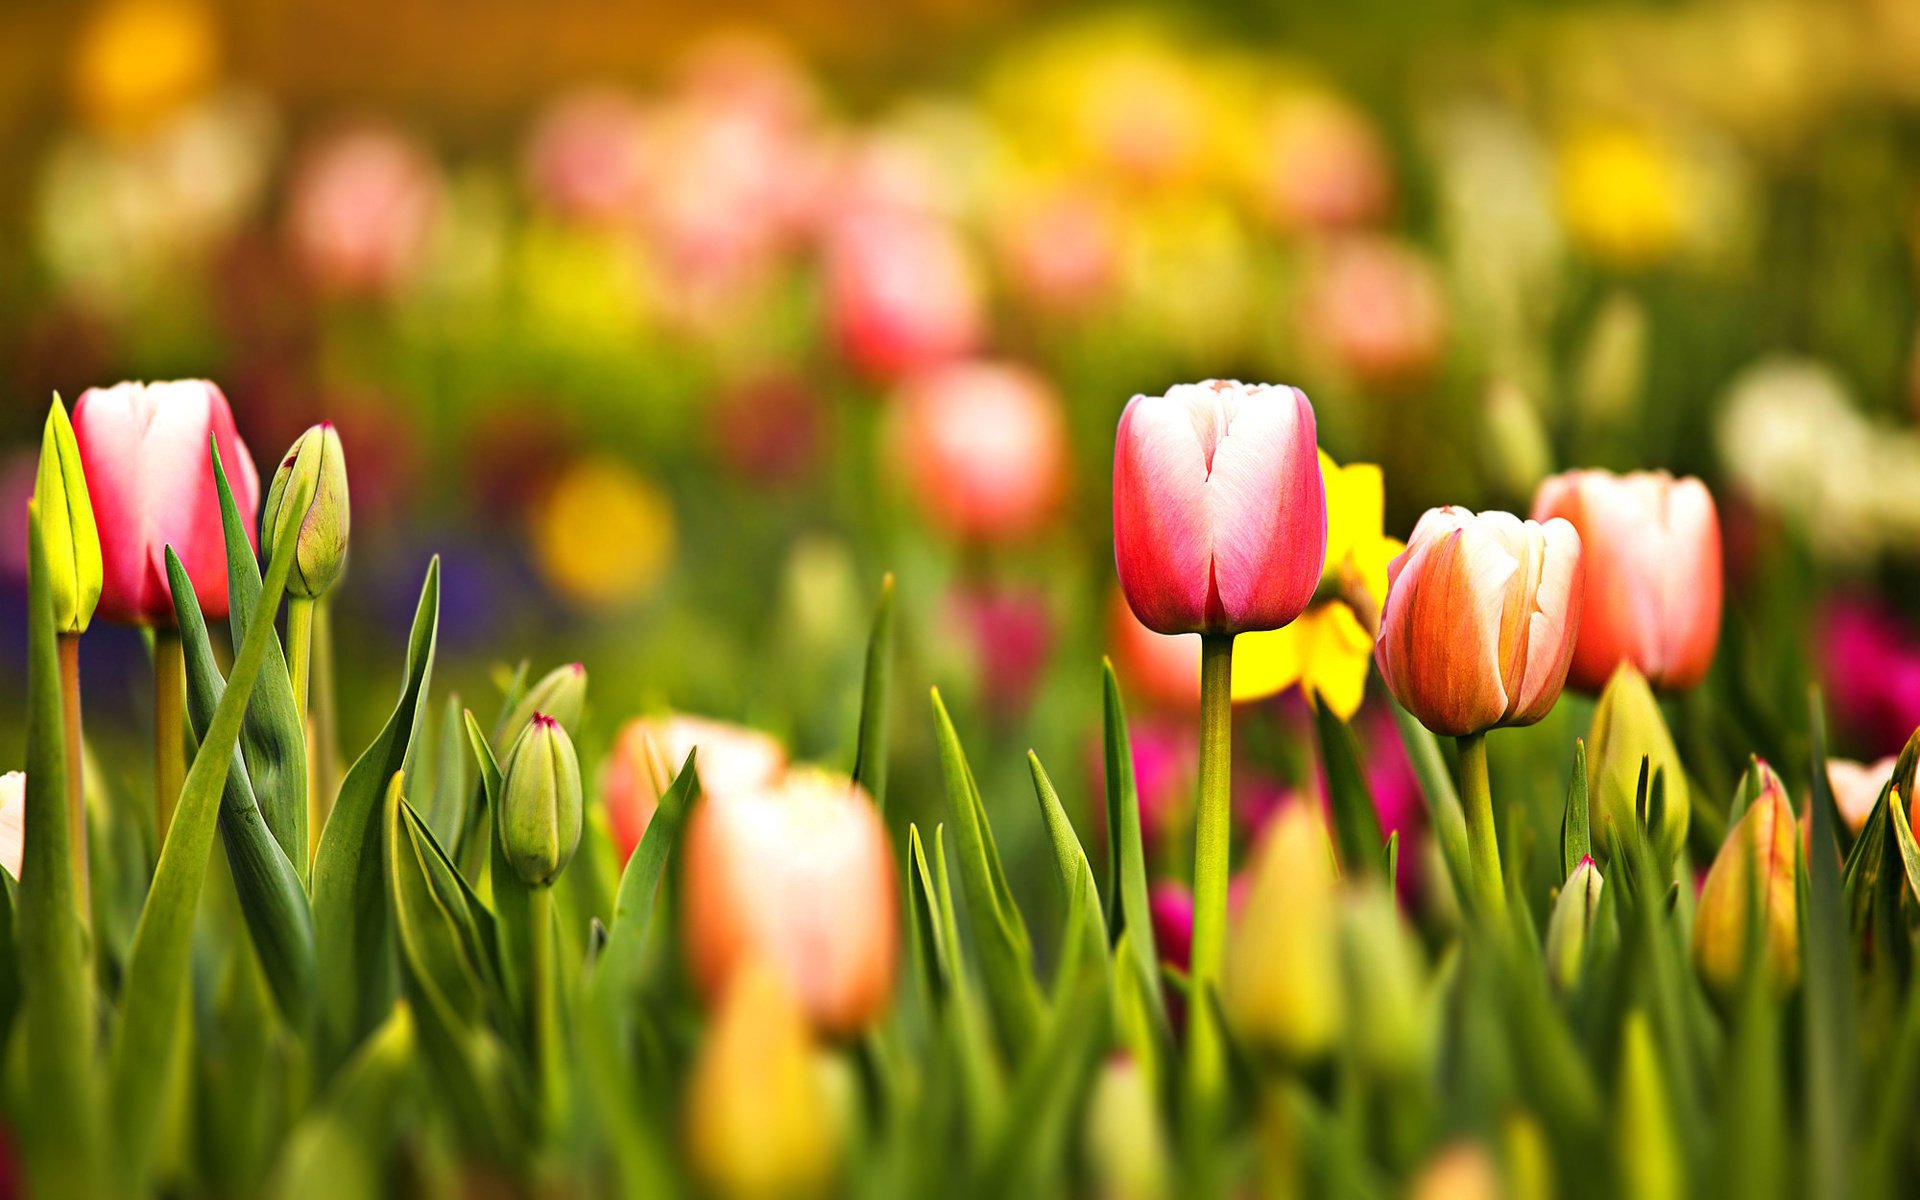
[905,823,950,1006]
[1313,702,1385,878]
[1390,699,1472,907]
[1562,738,1591,878]
[267,1005,417,1200]
[422,693,469,849]
[931,687,1045,1058]
[1888,798,1920,907]
[17,507,100,1200]
[387,773,513,1040]
[930,824,1009,1158]
[982,968,1108,1193]
[852,573,895,810]
[311,557,441,1068]
[1026,751,1109,981]
[167,549,317,1030]
[107,475,311,1186]
[1101,661,1168,1041]
[589,747,699,1008]
[214,440,308,878]
[1802,695,1856,1200]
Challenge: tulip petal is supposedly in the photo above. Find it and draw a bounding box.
[1204,387,1326,631]
[1113,393,1213,633]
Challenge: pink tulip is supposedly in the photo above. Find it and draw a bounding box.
[73,380,260,627]
[682,767,898,1036]
[993,187,1120,316]
[1530,469,1722,693]
[286,126,442,297]
[1253,94,1393,235]
[1112,380,1327,636]
[600,714,786,863]
[892,361,1068,542]
[1826,756,1895,837]
[1301,237,1448,386]
[1375,507,1584,737]
[522,87,652,224]
[0,773,21,882]
[823,209,985,382]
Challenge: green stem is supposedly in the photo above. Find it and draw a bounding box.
[57,633,89,927]
[308,597,340,859]
[529,885,563,1135]
[286,596,314,724]
[1186,633,1234,1170]
[153,629,185,845]
[1456,732,1508,925]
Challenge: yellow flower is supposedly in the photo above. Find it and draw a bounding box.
[70,0,219,136]
[1234,452,1402,718]
[1556,124,1689,269]
[531,457,674,609]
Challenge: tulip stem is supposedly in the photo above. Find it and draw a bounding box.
[1456,732,1508,925]
[153,629,186,845]
[1186,632,1234,1169]
[286,596,314,724]
[308,597,340,857]
[529,884,564,1135]
[57,633,89,926]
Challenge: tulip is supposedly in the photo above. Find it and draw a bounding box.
[498,661,589,749]
[685,959,837,1200]
[35,398,100,912]
[1375,506,1584,922]
[263,422,350,603]
[287,126,442,298]
[682,767,897,1036]
[499,715,583,889]
[890,361,1069,543]
[1827,756,1895,838]
[1112,380,1327,638]
[1251,91,1393,235]
[1112,378,1327,1129]
[823,208,984,381]
[1691,765,1800,1004]
[73,379,260,838]
[0,772,23,882]
[1544,857,1605,992]
[522,86,651,225]
[601,714,786,862]
[1224,805,1342,1062]
[1301,237,1448,387]
[1083,1055,1172,1200]
[1587,663,1691,862]
[1530,469,1722,692]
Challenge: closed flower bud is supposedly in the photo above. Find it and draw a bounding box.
[1691,767,1800,1004]
[1224,805,1342,1062]
[263,422,350,599]
[686,959,837,1200]
[1544,857,1605,992]
[1531,469,1722,692]
[1083,1055,1172,1200]
[498,661,588,748]
[683,767,898,1037]
[1587,663,1691,861]
[1374,507,1584,737]
[1339,884,1431,1078]
[499,714,583,888]
[1112,380,1327,637]
[34,398,102,635]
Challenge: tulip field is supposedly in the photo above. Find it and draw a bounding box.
[9,1,1920,1198]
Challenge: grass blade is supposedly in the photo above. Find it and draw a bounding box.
[1562,738,1591,878]
[1313,702,1385,878]
[1101,662,1168,1040]
[852,573,895,810]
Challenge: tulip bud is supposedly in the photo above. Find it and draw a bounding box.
[34,398,102,635]
[499,714,583,888]
[1339,884,1431,1078]
[263,422,350,599]
[1530,468,1722,692]
[1544,857,1605,992]
[1691,767,1800,1004]
[1587,663,1690,861]
[1224,805,1342,1062]
[1083,1055,1172,1200]
[1374,506,1585,737]
[1112,380,1328,637]
[686,959,837,1200]
[498,661,589,748]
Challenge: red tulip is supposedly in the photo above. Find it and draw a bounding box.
[823,209,985,382]
[892,361,1068,542]
[682,767,898,1037]
[601,714,786,863]
[1530,469,1722,692]
[73,380,260,627]
[1112,380,1327,636]
[1375,507,1584,737]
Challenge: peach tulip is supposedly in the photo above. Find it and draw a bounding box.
[823,209,985,382]
[1826,756,1894,838]
[72,380,260,627]
[682,767,898,1037]
[1375,507,1584,737]
[601,714,786,862]
[1301,237,1448,387]
[1112,380,1327,636]
[892,361,1068,542]
[1530,469,1722,692]
[0,772,21,881]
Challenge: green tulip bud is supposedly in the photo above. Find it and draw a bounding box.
[497,661,588,748]
[1691,765,1799,1005]
[499,714,582,887]
[262,422,350,599]
[1587,662,1690,861]
[1339,884,1431,1078]
[1224,805,1343,1062]
[34,397,101,635]
[1544,857,1605,992]
[1083,1054,1172,1200]
[1615,1011,1683,1200]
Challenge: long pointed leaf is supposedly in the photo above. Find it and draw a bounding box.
[312,557,441,1067]
[1026,751,1108,979]
[852,573,895,810]
[1802,695,1855,1199]
[1562,738,1591,878]
[1314,702,1384,878]
[1391,700,1472,905]
[590,747,699,1006]
[1101,662,1167,1040]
